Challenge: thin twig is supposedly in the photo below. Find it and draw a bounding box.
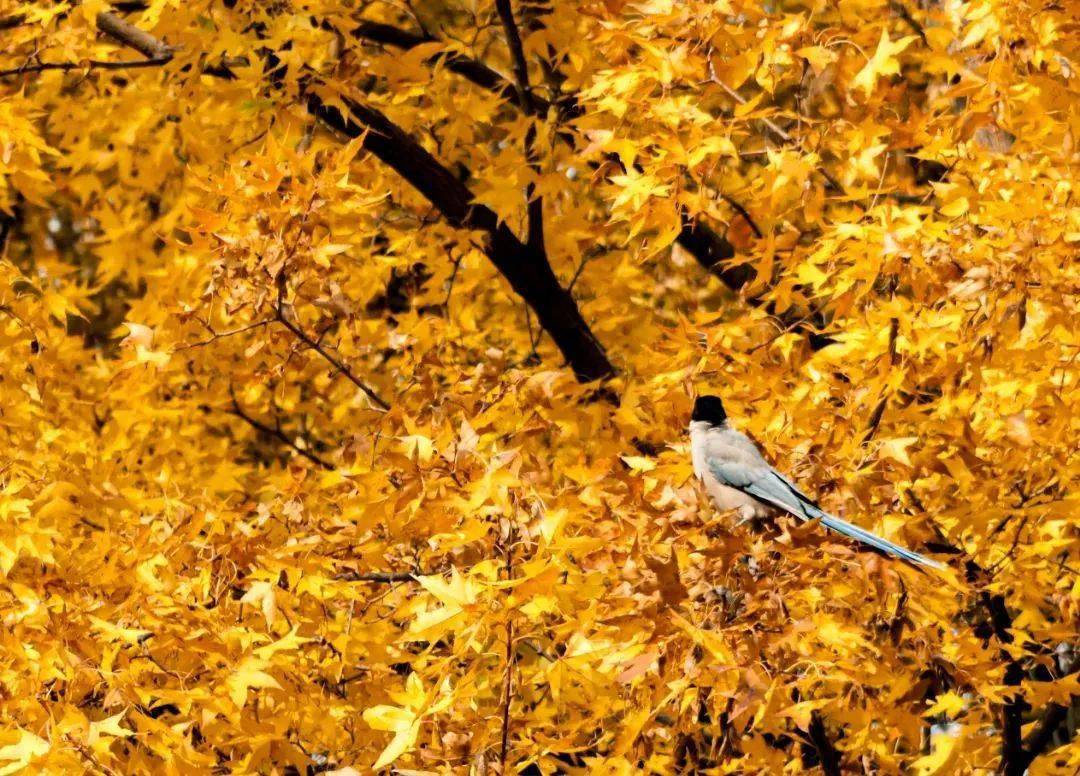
[1,10,174,78]
[499,534,516,770]
[333,570,421,583]
[566,253,592,294]
[175,318,274,350]
[721,194,764,239]
[707,52,847,196]
[987,516,1029,576]
[0,210,15,258]
[864,318,899,442]
[890,1,928,44]
[522,302,542,362]
[275,307,391,411]
[0,56,171,78]
[443,252,464,314]
[495,0,545,252]
[227,388,335,470]
[275,246,389,411]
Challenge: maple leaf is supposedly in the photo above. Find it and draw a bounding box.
[852,29,918,95]
[226,657,282,709]
[0,730,50,776]
[1,1,1077,773]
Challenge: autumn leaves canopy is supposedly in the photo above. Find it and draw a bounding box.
[0,1,1077,774]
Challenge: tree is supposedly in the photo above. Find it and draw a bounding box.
[0,1,1076,773]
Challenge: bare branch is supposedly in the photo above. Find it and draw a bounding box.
[0,10,174,78]
[275,304,391,411]
[333,570,421,583]
[494,0,544,252]
[309,92,613,381]
[227,390,334,471]
[96,10,173,60]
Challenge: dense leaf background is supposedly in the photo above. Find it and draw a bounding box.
[0,1,1077,773]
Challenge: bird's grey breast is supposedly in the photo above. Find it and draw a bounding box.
[691,422,768,467]
[689,420,774,519]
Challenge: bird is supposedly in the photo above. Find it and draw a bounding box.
[689,394,943,570]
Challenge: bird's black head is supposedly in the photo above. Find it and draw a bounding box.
[691,395,727,425]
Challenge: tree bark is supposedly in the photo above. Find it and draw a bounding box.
[309,94,614,381]
[348,19,835,349]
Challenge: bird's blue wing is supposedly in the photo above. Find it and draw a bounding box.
[707,458,944,570]
[707,460,813,518]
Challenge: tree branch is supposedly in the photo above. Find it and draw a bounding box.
[0,10,174,78]
[1001,656,1028,776]
[308,92,613,381]
[0,208,17,258]
[977,588,1070,775]
[96,10,172,60]
[346,19,832,348]
[0,57,169,78]
[707,55,847,197]
[499,533,517,770]
[1020,702,1068,770]
[227,391,334,470]
[494,0,544,252]
[722,193,764,239]
[10,8,611,381]
[494,0,533,111]
[350,20,552,115]
[807,712,842,776]
[275,303,391,411]
[333,570,420,583]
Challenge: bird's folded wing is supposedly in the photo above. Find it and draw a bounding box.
[707,458,945,570]
[707,460,814,519]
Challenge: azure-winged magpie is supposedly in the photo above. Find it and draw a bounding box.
[690,395,943,569]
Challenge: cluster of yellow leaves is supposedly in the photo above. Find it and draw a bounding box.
[0,0,1077,773]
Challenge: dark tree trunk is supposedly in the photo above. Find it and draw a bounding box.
[309,94,615,382]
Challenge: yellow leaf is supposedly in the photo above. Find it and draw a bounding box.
[313,242,351,268]
[940,196,969,217]
[88,712,134,758]
[620,455,656,473]
[121,321,155,349]
[0,730,49,776]
[240,580,278,627]
[362,704,416,733]
[852,30,917,95]
[89,616,153,645]
[796,46,838,75]
[399,434,435,463]
[370,722,421,771]
[539,507,568,543]
[879,437,918,467]
[910,727,962,775]
[924,692,966,718]
[226,658,282,708]
[82,0,107,25]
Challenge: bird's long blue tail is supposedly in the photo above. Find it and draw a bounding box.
[806,505,944,570]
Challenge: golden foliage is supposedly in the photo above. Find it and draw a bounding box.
[0,0,1077,773]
